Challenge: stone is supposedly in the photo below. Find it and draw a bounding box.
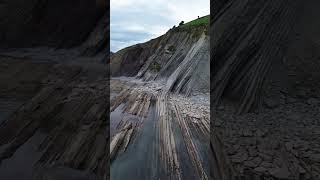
[269,167,291,179]
[227,144,240,155]
[307,98,319,105]
[310,153,320,163]
[297,89,307,98]
[271,141,280,150]
[242,129,253,137]
[215,103,225,110]
[244,157,262,168]
[286,97,297,103]
[259,153,273,162]
[254,167,268,173]
[255,129,267,137]
[285,142,293,151]
[248,147,258,157]
[260,162,273,168]
[231,151,249,163]
[287,113,300,121]
[274,158,284,167]
[264,98,279,109]
[298,165,306,174]
[244,160,257,168]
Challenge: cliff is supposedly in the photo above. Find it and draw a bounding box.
[110,18,211,179]
[0,0,109,59]
[211,1,320,180]
[0,1,109,179]
[111,23,210,96]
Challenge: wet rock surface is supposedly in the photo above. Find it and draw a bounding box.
[109,15,210,179]
[0,56,109,180]
[110,79,211,180]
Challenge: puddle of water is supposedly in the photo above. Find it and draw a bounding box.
[110,100,167,180]
[188,121,212,179]
[170,111,198,180]
[110,99,212,179]
[110,92,119,100]
[0,131,46,180]
[110,104,140,137]
[110,103,126,137]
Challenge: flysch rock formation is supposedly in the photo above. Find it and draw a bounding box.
[110,22,211,179]
[0,57,109,180]
[211,0,320,180]
[0,0,109,179]
[111,26,210,97]
[0,0,109,63]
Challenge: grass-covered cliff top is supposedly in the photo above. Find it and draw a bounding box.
[179,15,209,29]
[170,15,209,33]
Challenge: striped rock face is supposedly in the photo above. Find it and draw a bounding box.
[109,18,211,179]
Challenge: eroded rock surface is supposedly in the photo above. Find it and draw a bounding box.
[211,0,320,179]
[0,57,109,180]
[110,78,211,180]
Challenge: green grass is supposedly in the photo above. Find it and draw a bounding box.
[150,62,161,72]
[167,45,176,52]
[179,15,209,29]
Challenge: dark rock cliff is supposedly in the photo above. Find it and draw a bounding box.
[211,1,320,180]
[111,26,210,96]
[0,0,108,56]
[0,1,109,179]
[212,0,320,113]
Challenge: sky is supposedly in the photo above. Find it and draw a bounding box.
[110,0,210,52]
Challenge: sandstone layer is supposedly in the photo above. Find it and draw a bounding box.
[211,1,320,179]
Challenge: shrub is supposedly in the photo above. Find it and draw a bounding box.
[151,62,161,72]
[179,21,184,26]
[168,45,176,52]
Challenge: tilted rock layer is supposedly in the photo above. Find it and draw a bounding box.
[211,0,320,180]
[0,0,109,56]
[111,26,210,96]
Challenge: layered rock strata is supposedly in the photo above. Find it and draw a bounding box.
[211,0,320,179]
[0,57,109,180]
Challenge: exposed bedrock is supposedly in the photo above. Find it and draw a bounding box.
[0,57,109,180]
[109,80,211,179]
[211,0,320,113]
[0,1,109,179]
[111,26,210,96]
[211,0,320,179]
[0,0,109,61]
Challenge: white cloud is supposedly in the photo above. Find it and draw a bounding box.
[111,0,209,51]
[165,1,210,22]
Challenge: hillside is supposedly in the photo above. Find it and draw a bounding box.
[111,20,209,96]
[110,17,211,179]
[179,15,210,29]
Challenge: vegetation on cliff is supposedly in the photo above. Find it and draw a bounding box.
[179,15,209,29]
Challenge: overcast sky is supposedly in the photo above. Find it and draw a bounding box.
[111,0,209,52]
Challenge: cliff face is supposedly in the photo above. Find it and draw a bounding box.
[111,26,210,96]
[211,1,320,180]
[0,0,108,55]
[211,0,320,113]
[110,23,211,179]
[0,1,109,179]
